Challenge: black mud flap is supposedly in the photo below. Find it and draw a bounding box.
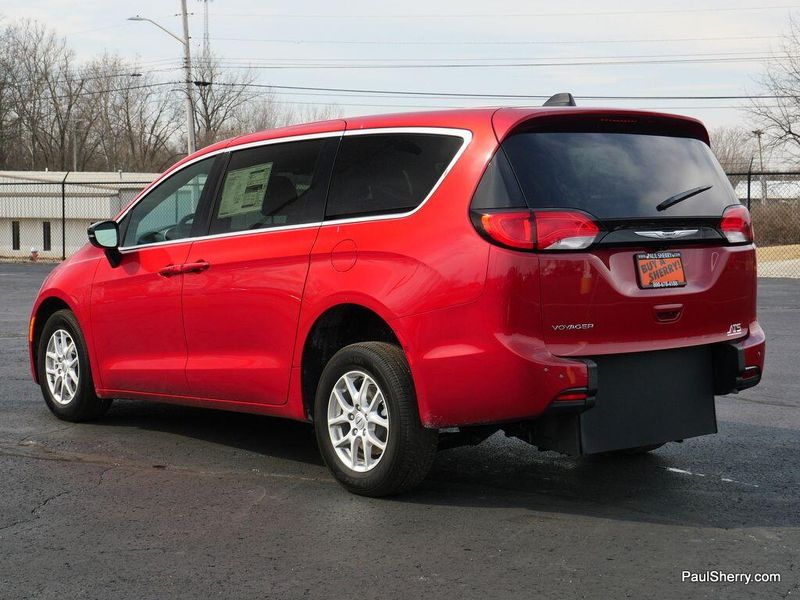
[528,346,717,455]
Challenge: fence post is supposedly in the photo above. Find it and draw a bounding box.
[746,158,753,210]
[60,172,69,260]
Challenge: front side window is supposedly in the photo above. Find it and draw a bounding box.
[209,138,330,235]
[325,133,463,220]
[122,157,215,247]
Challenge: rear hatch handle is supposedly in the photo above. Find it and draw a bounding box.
[653,303,684,323]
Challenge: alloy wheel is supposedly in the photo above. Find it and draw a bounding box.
[45,329,80,405]
[327,370,389,472]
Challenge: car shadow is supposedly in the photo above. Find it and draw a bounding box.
[97,401,798,530]
[403,423,799,530]
[99,399,324,467]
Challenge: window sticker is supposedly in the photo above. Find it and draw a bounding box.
[218,163,273,218]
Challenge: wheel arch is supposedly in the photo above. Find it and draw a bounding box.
[299,303,407,420]
[31,295,74,381]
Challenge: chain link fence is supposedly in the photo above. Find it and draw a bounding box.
[0,177,154,261]
[0,171,798,278]
[728,171,800,279]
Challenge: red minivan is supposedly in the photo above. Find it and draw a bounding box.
[29,101,765,496]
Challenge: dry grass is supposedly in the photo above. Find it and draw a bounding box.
[757,244,800,262]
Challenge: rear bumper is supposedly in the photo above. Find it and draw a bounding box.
[515,328,765,455]
[712,321,765,394]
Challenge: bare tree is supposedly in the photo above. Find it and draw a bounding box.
[750,15,800,163]
[238,91,290,132]
[238,91,341,133]
[192,53,256,146]
[278,103,341,127]
[709,127,756,173]
[0,17,340,172]
[1,20,85,170]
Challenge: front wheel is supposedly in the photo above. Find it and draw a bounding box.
[314,342,438,497]
[37,309,111,422]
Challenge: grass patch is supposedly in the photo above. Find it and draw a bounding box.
[757,244,800,262]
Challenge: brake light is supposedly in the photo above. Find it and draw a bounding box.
[477,210,536,250]
[473,209,600,251]
[535,211,600,250]
[720,205,753,244]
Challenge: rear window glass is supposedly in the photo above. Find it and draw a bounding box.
[501,132,738,219]
[325,133,463,219]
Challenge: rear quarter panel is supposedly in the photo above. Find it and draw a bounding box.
[291,119,501,420]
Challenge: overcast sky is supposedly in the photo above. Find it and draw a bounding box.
[1,0,795,132]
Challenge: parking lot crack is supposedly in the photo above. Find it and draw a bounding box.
[30,489,69,517]
[0,489,71,537]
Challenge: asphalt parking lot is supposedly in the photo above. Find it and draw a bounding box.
[0,263,797,599]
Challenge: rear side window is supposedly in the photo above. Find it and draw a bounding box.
[501,132,738,219]
[209,138,332,235]
[325,133,463,219]
[471,150,526,210]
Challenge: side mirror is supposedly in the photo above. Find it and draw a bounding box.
[88,220,119,249]
[88,221,121,267]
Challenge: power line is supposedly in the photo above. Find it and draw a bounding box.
[202,50,775,64]
[206,34,781,46]
[208,81,798,101]
[9,76,795,107]
[49,81,178,100]
[247,95,784,112]
[207,5,800,19]
[204,57,777,70]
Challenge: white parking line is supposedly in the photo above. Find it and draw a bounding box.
[663,466,759,487]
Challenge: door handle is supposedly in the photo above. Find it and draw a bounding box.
[182,260,210,274]
[158,264,183,277]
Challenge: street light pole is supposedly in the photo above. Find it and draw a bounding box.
[179,0,196,155]
[128,2,196,156]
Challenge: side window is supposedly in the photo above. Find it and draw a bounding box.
[470,150,527,210]
[325,133,463,220]
[209,138,329,235]
[122,157,215,247]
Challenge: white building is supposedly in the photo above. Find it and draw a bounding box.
[0,171,158,259]
[733,178,800,203]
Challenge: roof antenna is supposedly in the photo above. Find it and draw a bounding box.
[543,93,577,107]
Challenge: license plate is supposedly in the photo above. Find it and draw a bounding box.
[635,251,686,289]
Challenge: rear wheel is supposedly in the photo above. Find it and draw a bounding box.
[314,342,438,497]
[37,309,111,422]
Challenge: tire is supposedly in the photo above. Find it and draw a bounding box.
[36,309,111,422]
[314,342,438,497]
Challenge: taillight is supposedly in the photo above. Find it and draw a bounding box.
[535,211,601,250]
[472,209,600,251]
[477,210,536,250]
[720,205,754,244]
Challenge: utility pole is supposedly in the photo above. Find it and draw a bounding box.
[128,4,196,156]
[752,129,767,204]
[180,0,197,155]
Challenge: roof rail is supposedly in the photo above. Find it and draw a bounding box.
[543,93,577,107]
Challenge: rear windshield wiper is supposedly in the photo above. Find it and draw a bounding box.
[656,184,713,212]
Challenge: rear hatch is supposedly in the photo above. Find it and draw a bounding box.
[485,111,756,357]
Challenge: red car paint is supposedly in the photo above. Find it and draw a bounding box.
[29,107,765,431]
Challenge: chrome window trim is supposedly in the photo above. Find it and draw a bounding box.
[115,126,472,253]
